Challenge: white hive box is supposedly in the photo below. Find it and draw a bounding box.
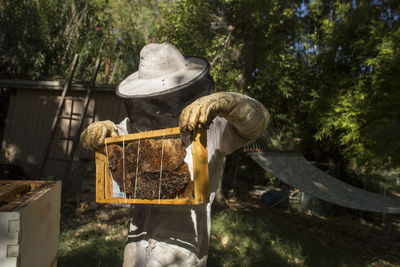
[0,181,61,267]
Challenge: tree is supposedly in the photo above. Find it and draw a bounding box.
[157,0,400,173]
[0,0,158,82]
[2,0,400,173]
[0,0,65,79]
[298,0,400,171]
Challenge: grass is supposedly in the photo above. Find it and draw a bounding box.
[209,210,305,267]
[58,200,400,267]
[208,209,366,267]
[58,221,126,267]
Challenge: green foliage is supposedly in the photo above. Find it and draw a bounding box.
[297,0,400,170]
[81,0,158,82]
[0,0,158,81]
[0,0,65,79]
[157,0,242,92]
[2,0,400,172]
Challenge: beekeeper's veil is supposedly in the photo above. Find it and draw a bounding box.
[116,42,213,132]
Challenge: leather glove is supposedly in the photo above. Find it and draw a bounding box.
[179,92,269,140]
[80,120,119,151]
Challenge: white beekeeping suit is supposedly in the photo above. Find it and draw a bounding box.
[81,42,269,266]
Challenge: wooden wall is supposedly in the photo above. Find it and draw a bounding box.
[0,85,127,179]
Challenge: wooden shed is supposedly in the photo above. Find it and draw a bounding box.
[0,80,127,180]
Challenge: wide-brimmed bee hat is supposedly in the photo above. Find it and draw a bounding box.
[116,42,209,98]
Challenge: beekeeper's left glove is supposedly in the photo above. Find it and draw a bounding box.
[179,92,269,140]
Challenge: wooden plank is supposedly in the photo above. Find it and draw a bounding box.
[13,90,28,159]
[192,129,210,204]
[30,89,44,168]
[0,180,44,187]
[0,79,116,92]
[95,151,106,202]
[99,145,111,200]
[19,182,61,267]
[105,155,113,200]
[105,127,181,145]
[0,180,46,204]
[0,184,31,203]
[20,90,33,163]
[96,198,195,205]
[37,92,57,176]
[0,181,49,212]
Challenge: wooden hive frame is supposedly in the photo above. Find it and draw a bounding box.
[95,127,209,205]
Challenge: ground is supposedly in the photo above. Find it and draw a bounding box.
[58,186,400,267]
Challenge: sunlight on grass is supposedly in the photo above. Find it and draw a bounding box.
[208,210,365,267]
[58,222,127,267]
[209,210,299,266]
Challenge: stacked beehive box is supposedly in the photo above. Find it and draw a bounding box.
[0,180,61,267]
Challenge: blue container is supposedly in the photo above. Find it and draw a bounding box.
[261,190,289,209]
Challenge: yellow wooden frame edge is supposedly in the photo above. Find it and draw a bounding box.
[105,127,181,145]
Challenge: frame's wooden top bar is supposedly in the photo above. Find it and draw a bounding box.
[105,127,182,145]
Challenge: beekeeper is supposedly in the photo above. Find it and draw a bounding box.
[80,42,269,266]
